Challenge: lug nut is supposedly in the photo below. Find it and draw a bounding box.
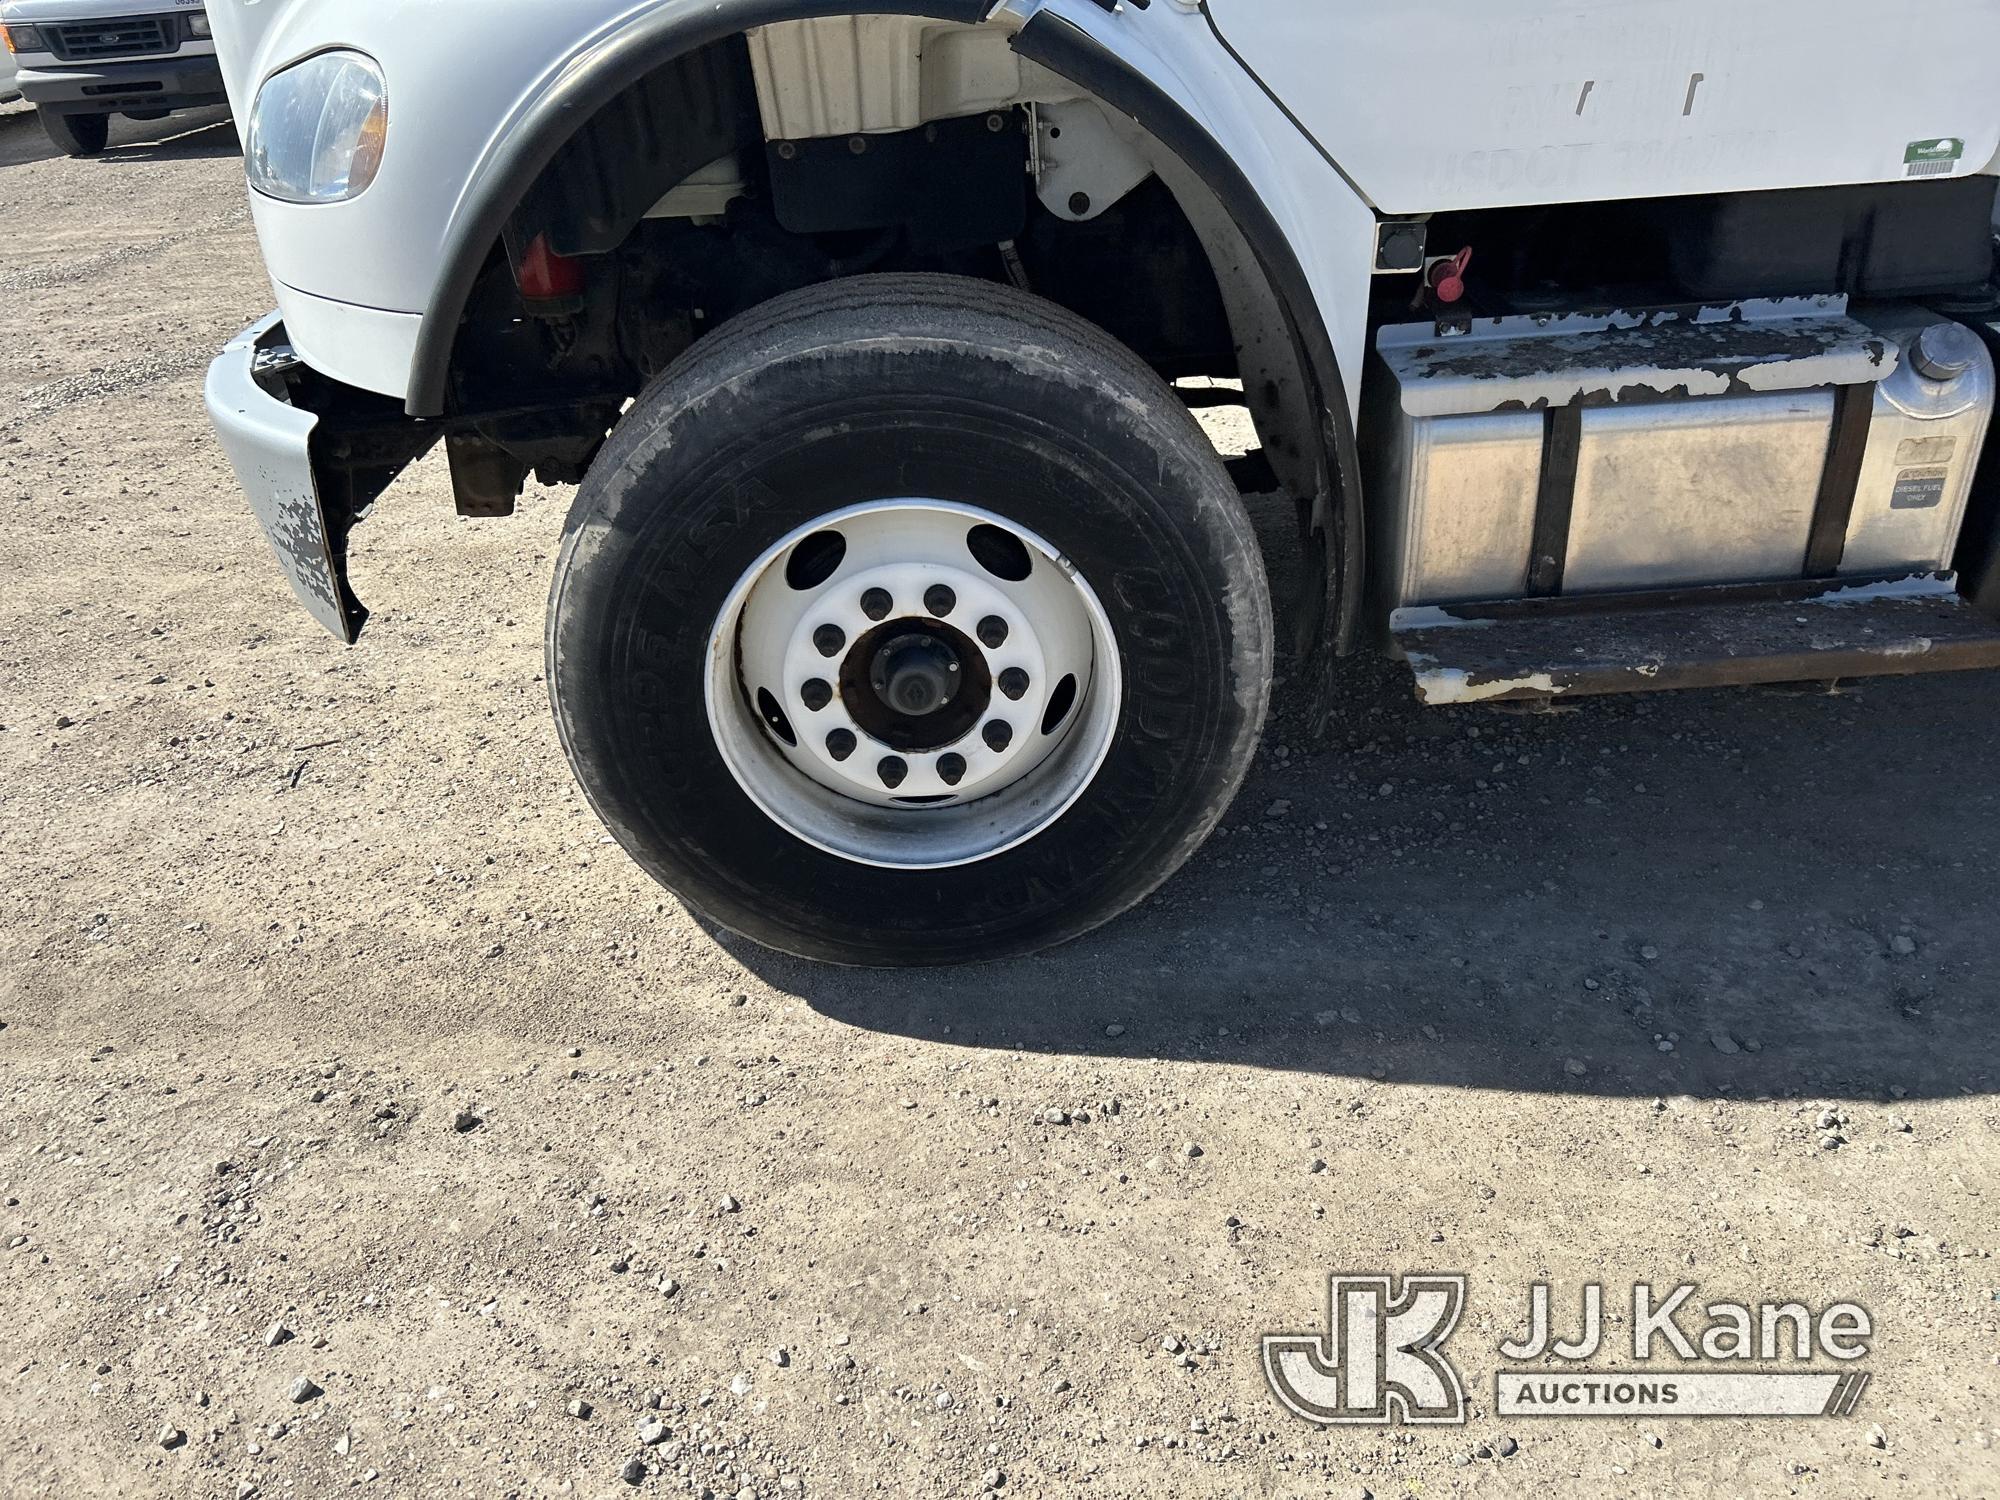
[982,720,1013,752]
[937,753,967,787]
[860,587,893,621]
[924,584,957,617]
[997,667,1030,701]
[801,678,833,712]
[878,756,909,789]
[977,615,1009,648]
[825,728,856,761]
[813,624,846,657]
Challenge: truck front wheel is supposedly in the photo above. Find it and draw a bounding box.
[39,109,110,157]
[546,275,1272,965]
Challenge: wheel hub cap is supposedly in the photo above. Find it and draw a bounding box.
[870,629,966,721]
[704,500,1122,869]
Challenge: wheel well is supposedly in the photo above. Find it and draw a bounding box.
[441,32,1260,408]
[424,13,1357,653]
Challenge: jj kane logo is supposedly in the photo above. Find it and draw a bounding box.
[1264,1276,1873,1425]
[1262,1275,1469,1425]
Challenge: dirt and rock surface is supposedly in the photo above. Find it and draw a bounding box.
[2,103,1998,1500]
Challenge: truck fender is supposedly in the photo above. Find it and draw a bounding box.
[404,0,1367,655]
[1012,8,1366,659]
[404,0,985,418]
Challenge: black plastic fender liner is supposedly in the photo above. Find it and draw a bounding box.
[403,0,992,419]
[1010,10,1366,658]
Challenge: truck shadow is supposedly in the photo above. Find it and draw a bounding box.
[712,655,2000,1104]
[0,103,235,170]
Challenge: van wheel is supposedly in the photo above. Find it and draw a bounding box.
[39,109,110,157]
[547,274,1272,965]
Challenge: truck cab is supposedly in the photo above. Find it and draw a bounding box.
[200,0,2000,964]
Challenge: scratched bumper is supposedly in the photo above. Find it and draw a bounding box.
[204,315,358,642]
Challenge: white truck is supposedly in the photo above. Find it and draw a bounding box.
[2,0,222,155]
[202,0,2000,965]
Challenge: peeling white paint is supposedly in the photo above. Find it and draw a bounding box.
[1808,573,1958,606]
[1389,605,1499,631]
[1377,297,1849,349]
[1414,665,1563,705]
[1376,299,1893,419]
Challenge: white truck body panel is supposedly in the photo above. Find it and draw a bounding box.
[271,282,421,401]
[209,0,1386,409]
[1207,0,2000,211]
[206,0,2000,413]
[213,0,612,341]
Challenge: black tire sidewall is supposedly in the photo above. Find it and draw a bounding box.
[40,109,109,156]
[550,313,1268,964]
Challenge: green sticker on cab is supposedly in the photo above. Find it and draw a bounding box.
[1905,138,1965,177]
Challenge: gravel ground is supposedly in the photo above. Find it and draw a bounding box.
[1,101,1997,1500]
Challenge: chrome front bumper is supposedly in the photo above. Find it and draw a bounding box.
[204,314,356,642]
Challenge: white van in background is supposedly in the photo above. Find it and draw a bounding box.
[0,0,223,155]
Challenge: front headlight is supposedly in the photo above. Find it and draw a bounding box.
[183,12,212,40]
[245,51,388,204]
[2,23,48,53]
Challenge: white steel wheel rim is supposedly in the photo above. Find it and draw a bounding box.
[704,499,1123,870]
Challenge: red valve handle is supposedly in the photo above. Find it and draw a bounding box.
[1431,246,1473,305]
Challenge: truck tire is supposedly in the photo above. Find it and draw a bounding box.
[39,109,110,157]
[547,274,1272,965]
